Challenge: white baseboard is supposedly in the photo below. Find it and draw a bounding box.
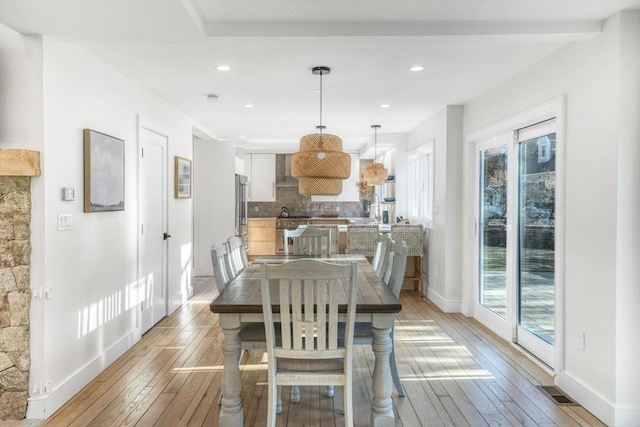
[557,371,640,427]
[426,286,462,313]
[26,328,141,420]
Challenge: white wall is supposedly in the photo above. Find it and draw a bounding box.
[463,11,640,426]
[1,27,199,418]
[193,139,236,276]
[408,106,464,308]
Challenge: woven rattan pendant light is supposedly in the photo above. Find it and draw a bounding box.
[291,66,351,196]
[362,124,388,186]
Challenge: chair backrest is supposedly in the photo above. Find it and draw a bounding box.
[307,224,340,254]
[382,240,409,297]
[283,227,332,256]
[345,224,379,256]
[260,259,359,362]
[226,235,249,277]
[211,243,233,293]
[372,233,393,278]
[390,224,424,256]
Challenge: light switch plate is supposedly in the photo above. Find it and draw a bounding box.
[58,214,72,231]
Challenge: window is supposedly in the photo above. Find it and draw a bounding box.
[407,140,434,228]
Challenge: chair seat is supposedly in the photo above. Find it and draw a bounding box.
[277,357,344,372]
[338,322,375,339]
[238,322,268,343]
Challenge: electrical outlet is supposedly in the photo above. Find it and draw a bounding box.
[254,206,259,212]
[577,332,585,350]
[32,382,43,394]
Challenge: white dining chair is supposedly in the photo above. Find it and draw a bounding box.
[284,226,332,256]
[210,242,273,404]
[340,240,408,397]
[372,232,393,278]
[225,235,249,278]
[260,259,358,427]
[211,243,234,293]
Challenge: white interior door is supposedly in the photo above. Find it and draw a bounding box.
[139,126,168,334]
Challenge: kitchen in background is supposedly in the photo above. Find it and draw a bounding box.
[247,154,370,218]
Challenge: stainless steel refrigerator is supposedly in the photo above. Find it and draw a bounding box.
[235,174,248,237]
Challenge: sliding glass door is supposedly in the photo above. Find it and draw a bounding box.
[515,122,556,365]
[474,119,557,368]
[475,135,512,338]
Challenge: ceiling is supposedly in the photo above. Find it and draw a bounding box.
[1,0,639,153]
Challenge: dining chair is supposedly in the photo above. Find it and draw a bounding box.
[211,243,234,293]
[284,226,332,256]
[342,240,408,397]
[210,242,275,403]
[260,259,359,427]
[225,235,249,278]
[372,232,393,278]
[306,224,340,254]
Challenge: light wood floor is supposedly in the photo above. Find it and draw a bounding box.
[41,277,606,427]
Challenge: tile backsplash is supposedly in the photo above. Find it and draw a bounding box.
[247,154,370,218]
[249,186,362,218]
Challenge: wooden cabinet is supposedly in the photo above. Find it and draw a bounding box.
[246,153,276,202]
[247,218,276,259]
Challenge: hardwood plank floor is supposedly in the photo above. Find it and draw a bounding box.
[37,276,605,427]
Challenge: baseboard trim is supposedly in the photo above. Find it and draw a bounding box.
[26,328,140,420]
[426,287,462,313]
[557,371,640,427]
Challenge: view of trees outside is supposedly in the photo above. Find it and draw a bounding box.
[479,133,556,345]
[480,146,508,317]
[518,134,556,344]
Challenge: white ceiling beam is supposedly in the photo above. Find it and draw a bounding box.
[201,20,602,39]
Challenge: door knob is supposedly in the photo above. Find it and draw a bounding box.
[163,232,171,240]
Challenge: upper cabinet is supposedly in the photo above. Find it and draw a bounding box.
[246,153,276,202]
[311,153,360,202]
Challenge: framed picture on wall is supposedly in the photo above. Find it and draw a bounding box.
[174,156,192,198]
[83,129,125,213]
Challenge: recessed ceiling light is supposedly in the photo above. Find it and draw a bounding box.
[216,65,231,71]
[243,104,254,109]
[409,65,424,72]
[380,103,391,108]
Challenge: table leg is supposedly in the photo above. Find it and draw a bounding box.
[219,318,243,427]
[371,324,395,427]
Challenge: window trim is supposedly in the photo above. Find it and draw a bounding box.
[407,139,435,229]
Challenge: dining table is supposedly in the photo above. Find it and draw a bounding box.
[209,253,402,426]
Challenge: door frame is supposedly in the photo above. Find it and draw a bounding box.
[137,115,169,336]
[464,96,566,373]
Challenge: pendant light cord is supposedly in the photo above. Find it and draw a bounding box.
[371,124,381,160]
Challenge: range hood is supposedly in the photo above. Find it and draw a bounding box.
[276,154,299,188]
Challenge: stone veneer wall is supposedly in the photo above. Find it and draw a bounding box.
[0,176,31,419]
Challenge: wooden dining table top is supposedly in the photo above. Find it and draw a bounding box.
[209,254,402,315]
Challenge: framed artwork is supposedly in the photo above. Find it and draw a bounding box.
[83,129,125,213]
[174,156,192,198]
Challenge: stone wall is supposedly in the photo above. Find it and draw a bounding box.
[0,176,31,419]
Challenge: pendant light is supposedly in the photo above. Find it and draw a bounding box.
[362,124,388,186]
[291,66,351,196]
